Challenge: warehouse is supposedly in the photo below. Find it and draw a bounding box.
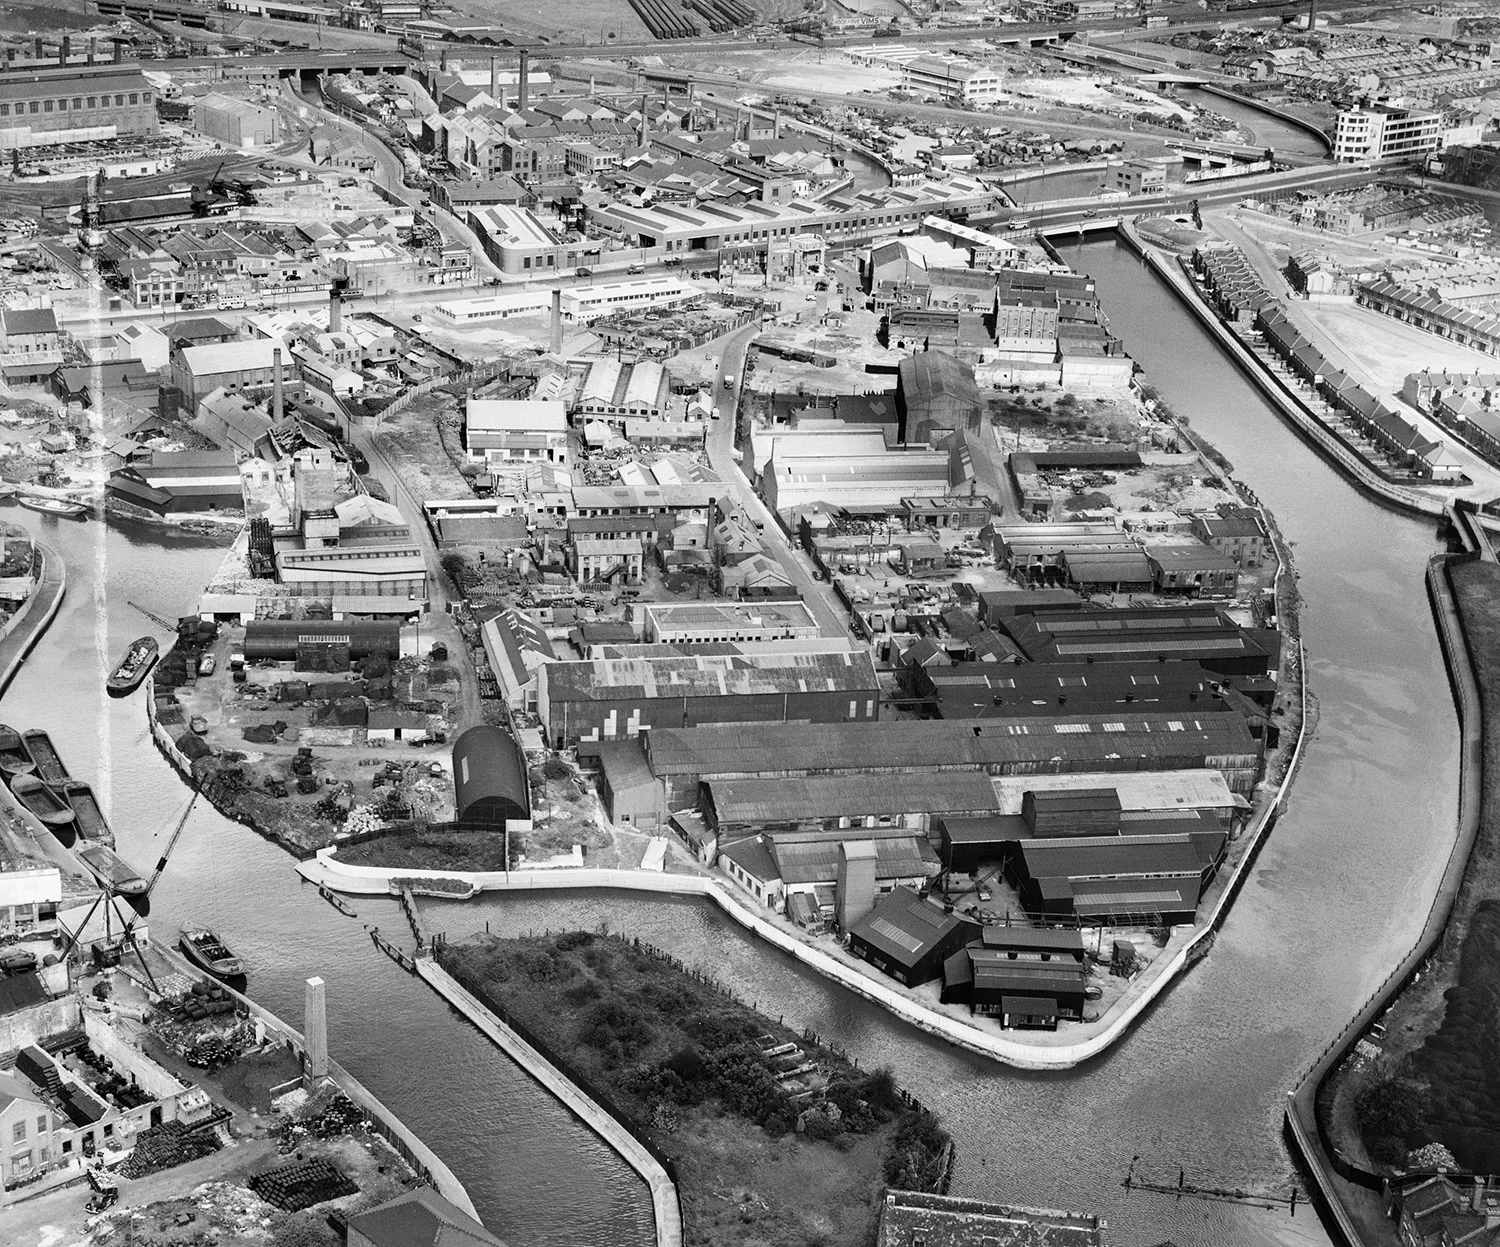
[764,449,952,514]
[1060,548,1154,593]
[702,771,1000,837]
[107,450,244,515]
[727,829,939,916]
[913,659,1217,719]
[642,710,1262,805]
[999,605,1275,677]
[452,725,531,829]
[895,350,981,440]
[193,92,279,146]
[1145,542,1241,596]
[641,601,821,646]
[535,649,881,747]
[940,926,1089,1028]
[243,619,401,662]
[848,887,981,987]
[1009,831,1228,926]
[0,61,158,151]
[594,739,663,828]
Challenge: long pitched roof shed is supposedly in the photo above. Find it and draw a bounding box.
[850,886,973,967]
[768,834,938,885]
[543,650,878,701]
[707,772,999,823]
[345,1188,510,1247]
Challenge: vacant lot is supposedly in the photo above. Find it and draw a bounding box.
[440,932,950,1247]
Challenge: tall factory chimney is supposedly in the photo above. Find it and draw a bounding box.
[489,56,499,101]
[272,348,285,423]
[59,37,69,66]
[303,977,328,1088]
[774,107,782,139]
[549,289,563,355]
[518,49,530,111]
[113,40,123,64]
[88,38,98,65]
[329,289,342,334]
[639,93,650,147]
[33,38,43,61]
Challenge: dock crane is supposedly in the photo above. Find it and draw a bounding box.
[60,788,203,992]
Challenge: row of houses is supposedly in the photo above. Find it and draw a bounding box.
[1256,305,1465,481]
[1359,277,1500,357]
[1190,245,1272,328]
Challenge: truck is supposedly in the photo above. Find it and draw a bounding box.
[723,373,736,391]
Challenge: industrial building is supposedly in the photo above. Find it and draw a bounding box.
[643,710,1262,805]
[242,619,401,662]
[451,724,531,829]
[463,397,569,467]
[896,351,981,440]
[535,649,881,747]
[847,887,980,986]
[702,771,1002,837]
[939,927,1090,1029]
[193,92,280,147]
[170,337,289,412]
[718,828,939,918]
[640,601,820,645]
[909,659,1219,719]
[0,60,158,150]
[997,605,1276,678]
[106,450,244,515]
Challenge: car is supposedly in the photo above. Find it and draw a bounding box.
[197,653,217,677]
[575,266,592,277]
[977,885,993,902]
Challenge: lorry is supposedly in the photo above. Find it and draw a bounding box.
[723,373,736,391]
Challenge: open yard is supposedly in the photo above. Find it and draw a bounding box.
[372,389,471,501]
[439,932,950,1247]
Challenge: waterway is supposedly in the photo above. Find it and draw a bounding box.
[1006,166,1107,206]
[1178,87,1330,161]
[0,235,1464,1247]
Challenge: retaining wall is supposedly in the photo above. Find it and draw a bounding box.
[0,541,65,698]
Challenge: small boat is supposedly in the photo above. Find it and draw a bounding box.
[178,929,245,980]
[62,780,112,846]
[18,496,86,518]
[76,845,148,897]
[20,730,67,786]
[11,773,76,827]
[106,637,158,697]
[0,726,35,778]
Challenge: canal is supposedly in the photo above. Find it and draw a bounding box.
[1178,87,1331,161]
[3,234,1460,1247]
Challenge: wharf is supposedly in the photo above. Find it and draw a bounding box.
[0,541,65,699]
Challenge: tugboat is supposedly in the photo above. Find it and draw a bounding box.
[106,637,158,697]
[18,496,85,518]
[75,845,148,897]
[178,929,245,980]
[62,780,112,845]
[10,773,76,827]
[0,726,35,778]
[20,729,67,786]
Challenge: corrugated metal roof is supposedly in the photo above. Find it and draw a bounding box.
[708,771,998,822]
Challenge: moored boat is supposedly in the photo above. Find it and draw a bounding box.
[20,730,67,786]
[76,845,148,897]
[177,929,245,980]
[62,780,112,846]
[18,496,86,518]
[0,726,35,778]
[11,773,76,827]
[106,637,158,697]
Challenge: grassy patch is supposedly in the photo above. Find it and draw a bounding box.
[438,933,951,1247]
[1365,562,1500,1171]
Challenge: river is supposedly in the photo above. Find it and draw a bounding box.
[1,235,1461,1247]
[1177,88,1330,161]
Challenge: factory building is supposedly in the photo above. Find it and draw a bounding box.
[0,61,158,150]
[242,619,401,663]
[997,605,1276,678]
[939,927,1090,1029]
[535,649,881,747]
[451,725,531,829]
[642,710,1263,805]
[193,92,280,147]
[847,887,980,987]
[911,659,1219,719]
[895,351,981,440]
[106,450,244,515]
[702,771,1001,838]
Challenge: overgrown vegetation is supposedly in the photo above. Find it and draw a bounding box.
[439,932,951,1247]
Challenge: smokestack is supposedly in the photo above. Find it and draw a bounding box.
[113,40,123,64]
[273,348,285,423]
[550,289,562,354]
[440,49,449,73]
[89,38,98,65]
[329,290,342,334]
[59,37,69,66]
[774,107,782,139]
[518,49,529,110]
[639,93,649,147]
[1306,0,1318,31]
[33,38,43,61]
[489,56,498,101]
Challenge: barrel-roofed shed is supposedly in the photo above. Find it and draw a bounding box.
[452,725,531,827]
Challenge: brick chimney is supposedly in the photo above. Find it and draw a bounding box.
[550,289,562,355]
[59,37,69,66]
[518,49,530,110]
[88,38,98,65]
[329,289,342,334]
[489,56,499,101]
[272,347,285,423]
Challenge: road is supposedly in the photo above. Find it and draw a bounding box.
[703,322,854,639]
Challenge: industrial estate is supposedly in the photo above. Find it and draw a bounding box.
[0,0,1489,1244]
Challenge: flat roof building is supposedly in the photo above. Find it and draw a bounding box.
[641,601,820,646]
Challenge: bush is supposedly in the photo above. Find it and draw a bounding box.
[542,756,573,781]
[578,998,656,1065]
[1356,1079,1429,1145]
[882,1111,950,1192]
[554,930,595,952]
